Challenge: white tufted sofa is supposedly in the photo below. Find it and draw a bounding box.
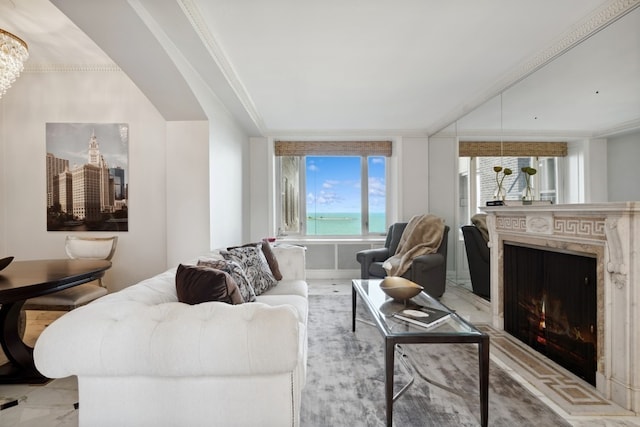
[34,245,308,427]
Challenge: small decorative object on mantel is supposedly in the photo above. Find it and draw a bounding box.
[380,277,423,301]
[521,167,537,203]
[0,256,14,271]
[492,166,512,202]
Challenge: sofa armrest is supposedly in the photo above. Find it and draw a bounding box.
[356,247,390,264]
[34,301,301,379]
[272,244,306,281]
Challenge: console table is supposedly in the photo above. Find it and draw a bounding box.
[0,259,111,384]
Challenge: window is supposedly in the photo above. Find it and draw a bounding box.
[275,140,391,237]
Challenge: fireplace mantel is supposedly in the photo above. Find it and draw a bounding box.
[483,202,640,413]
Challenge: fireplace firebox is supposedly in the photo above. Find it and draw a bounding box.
[503,243,597,385]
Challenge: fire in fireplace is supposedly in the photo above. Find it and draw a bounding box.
[503,243,597,385]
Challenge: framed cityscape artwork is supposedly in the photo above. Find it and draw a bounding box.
[46,123,129,231]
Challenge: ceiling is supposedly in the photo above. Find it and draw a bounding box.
[1,0,638,138]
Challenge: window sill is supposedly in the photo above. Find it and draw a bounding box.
[276,236,385,244]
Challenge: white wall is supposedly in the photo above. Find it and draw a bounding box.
[565,138,609,203]
[428,136,458,274]
[208,112,249,249]
[248,137,271,242]
[565,141,586,203]
[0,70,167,290]
[166,121,210,266]
[398,136,430,219]
[584,138,608,203]
[608,130,640,202]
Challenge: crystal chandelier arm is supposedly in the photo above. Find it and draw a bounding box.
[0,28,29,98]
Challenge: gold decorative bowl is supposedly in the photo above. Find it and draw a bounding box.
[380,277,423,301]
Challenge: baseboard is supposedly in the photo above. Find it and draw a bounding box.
[305,269,360,279]
[306,269,458,280]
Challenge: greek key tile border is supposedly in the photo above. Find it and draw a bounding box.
[554,217,606,240]
[495,215,607,240]
[495,216,527,232]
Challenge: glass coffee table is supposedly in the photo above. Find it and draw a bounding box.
[352,279,489,427]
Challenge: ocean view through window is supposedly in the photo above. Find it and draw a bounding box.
[279,154,386,236]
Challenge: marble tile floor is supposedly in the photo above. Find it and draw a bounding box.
[1,280,638,426]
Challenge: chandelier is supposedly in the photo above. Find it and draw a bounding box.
[0,29,29,98]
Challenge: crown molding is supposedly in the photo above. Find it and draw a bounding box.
[427,0,640,137]
[439,120,640,140]
[593,117,640,138]
[178,0,266,133]
[24,64,121,73]
[264,128,430,139]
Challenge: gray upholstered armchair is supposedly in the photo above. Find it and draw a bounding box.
[461,225,490,300]
[356,223,450,298]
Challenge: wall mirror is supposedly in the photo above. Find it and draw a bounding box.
[450,6,640,292]
[456,6,639,141]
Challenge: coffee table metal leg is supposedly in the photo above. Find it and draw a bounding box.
[351,284,356,332]
[385,338,395,427]
[479,336,490,427]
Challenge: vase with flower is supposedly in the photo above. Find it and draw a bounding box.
[521,167,536,202]
[493,166,512,201]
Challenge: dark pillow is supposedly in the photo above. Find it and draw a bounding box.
[221,245,277,296]
[197,258,257,302]
[175,264,244,305]
[260,239,283,281]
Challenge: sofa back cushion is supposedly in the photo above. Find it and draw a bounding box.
[176,264,244,305]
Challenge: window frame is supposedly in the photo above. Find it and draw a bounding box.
[276,154,387,237]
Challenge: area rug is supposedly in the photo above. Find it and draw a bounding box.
[300,294,571,427]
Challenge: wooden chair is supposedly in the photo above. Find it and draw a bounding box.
[23,236,117,311]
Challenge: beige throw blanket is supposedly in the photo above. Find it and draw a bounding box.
[382,214,445,277]
[471,213,490,242]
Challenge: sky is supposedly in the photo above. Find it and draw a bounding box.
[46,123,129,178]
[306,156,385,214]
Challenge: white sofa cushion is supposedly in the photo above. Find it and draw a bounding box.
[34,300,300,378]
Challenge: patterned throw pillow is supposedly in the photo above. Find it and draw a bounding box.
[227,241,283,281]
[175,264,244,305]
[197,258,257,302]
[221,245,278,296]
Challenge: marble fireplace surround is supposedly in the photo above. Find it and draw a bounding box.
[483,202,639,413]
